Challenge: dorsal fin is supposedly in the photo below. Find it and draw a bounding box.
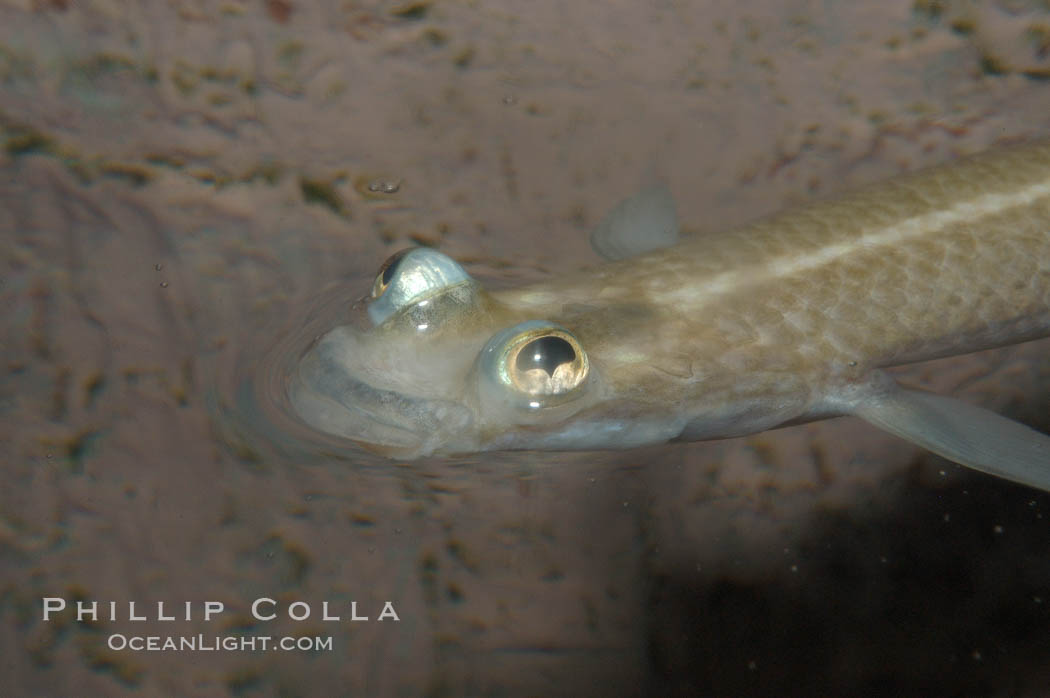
[590,180,680,261]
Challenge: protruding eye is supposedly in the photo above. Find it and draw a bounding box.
[480,321,589,407]
[367,247,474,325]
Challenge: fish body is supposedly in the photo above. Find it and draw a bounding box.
[289,142,1050,487]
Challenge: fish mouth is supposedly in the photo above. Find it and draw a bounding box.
[287,326,474,457]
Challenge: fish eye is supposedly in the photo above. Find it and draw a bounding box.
[367,247,474,325]
[480,321,589,407]
[511,335,582,394]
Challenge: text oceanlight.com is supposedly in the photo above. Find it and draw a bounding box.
[106,634,334,652]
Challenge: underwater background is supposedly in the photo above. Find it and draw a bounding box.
[3,0,1050,695]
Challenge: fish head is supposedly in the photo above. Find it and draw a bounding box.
[288,247,690,458]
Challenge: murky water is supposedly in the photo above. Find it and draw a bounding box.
[4,1,1050,696]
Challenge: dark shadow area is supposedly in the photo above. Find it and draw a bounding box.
[645,456,1050,697]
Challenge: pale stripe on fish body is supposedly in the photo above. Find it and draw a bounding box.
[288,141,1050,489]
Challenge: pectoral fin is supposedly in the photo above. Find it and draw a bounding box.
[848,380,1050,491]
[590,180,680,260]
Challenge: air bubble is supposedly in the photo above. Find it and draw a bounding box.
[367,179,401,194]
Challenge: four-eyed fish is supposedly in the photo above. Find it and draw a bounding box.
[289,142,1050,489]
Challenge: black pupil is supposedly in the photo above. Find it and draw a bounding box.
[516,336,575,377]
[379,249,411,286]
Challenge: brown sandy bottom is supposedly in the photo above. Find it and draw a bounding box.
[2,0,1050,696]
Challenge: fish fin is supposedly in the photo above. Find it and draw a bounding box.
[590,180,679,260]
[848,380,1050,491]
